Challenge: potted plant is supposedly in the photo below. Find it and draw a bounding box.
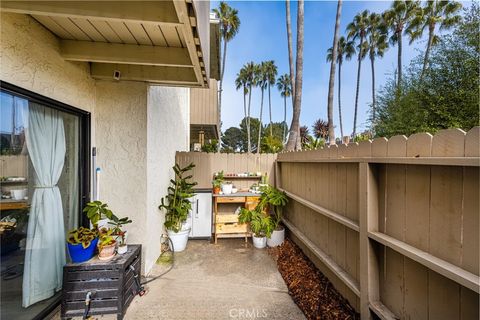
[83,201,114,228]
[66,227,98,263]
[238,208,272,249]
[97,228,116,260]
[108,216,132,254]
[212,171,224,194]
[159,162,197,252]
[257,186,288,247]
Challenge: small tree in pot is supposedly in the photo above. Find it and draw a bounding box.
[159,163,197,252]
[257,186,288,247]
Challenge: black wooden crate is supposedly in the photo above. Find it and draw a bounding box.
[61,244,141,320]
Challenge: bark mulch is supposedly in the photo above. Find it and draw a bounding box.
[268,239,359,320]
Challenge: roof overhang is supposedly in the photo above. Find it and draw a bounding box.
[0,0,211,87]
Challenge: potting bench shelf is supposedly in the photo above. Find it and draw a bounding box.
[213,193,260,244]
[61,244,141,320]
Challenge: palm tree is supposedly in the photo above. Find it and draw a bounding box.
[265,61,278,136]
[326,0,343,145]
[286,0,295,104]
[383,0,420,86]
[276,74,292,143]
[255,62,268,154]
[244,62,257,153]
[347,9,369,139]
[213,3,240,135]
[286,0,304,151]
[408,0,462,78]
[366,12,388,122]
[327,36,355,140]
[235,68,249,149]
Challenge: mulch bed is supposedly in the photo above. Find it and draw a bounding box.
[269,239,359,320]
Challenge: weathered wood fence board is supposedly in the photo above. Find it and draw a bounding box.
[277,128,480,320]
[175,152,277,189]
[0,155,28,177]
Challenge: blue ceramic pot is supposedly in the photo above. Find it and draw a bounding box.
[67,237,98,263]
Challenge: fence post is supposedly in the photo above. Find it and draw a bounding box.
[359,162,380,319]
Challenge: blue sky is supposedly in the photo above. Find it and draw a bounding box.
[213,0,469,137]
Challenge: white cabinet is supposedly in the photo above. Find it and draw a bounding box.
[187,191,212,238]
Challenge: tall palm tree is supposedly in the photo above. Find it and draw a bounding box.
[383,0,420,86]
[366,12,388,122]
[286,0,295,105]
[286,0,304,151]
[255,62,268,154]
[347,9,369,139]
[276,74,292,143]
[326,0,343,145]
[265,60,278,136]
[244,62,257,153]
[235,68,249,150]
[327,36,355,141]
[213,2,240,135]
[408,0,462,78]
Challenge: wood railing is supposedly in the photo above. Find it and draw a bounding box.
[276,128,479,320]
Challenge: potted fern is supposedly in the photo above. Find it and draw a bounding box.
[257,186,288,247]
[159,163,197,252]
[238,208,272,249]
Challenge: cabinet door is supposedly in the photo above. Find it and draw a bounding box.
[192,192,212,237]
[187,195,195,237]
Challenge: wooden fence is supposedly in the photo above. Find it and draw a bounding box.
[276,128,479,320]
[0,155,28,178]
[175,152,277,189]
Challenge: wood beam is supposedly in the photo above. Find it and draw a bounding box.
[0,1,181,26]
[90,63,197,84]
[60,40,192,67]
[173,1,204,86]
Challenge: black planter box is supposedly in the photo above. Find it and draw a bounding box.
[61,244,141,320]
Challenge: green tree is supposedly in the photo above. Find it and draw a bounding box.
[240,117,262,153]
[276,74,292,143]
[374,4,479,137]
[327,36,355,140]
[286,0,304,151]
[214,2,240,132]
[265,61,278,136]
[326,0,343,145]
[408,0,462,78]
[221,127,243,152]
[347,9,370,138]
[255,62,268,154]
[383,0,420,86]
[365,12,388,122]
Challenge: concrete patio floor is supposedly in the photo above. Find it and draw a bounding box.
[125,239,305,320]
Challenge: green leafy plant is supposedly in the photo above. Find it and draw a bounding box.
[257,185,288,231]
[238,208,273,238]
[212,170,224,188]
[201,139,218,153]
[303,137,325,150]
[108,216,132,245]
[98,228,116,249]
[83,201,114,225]
[67,227,98,249]
[159,163,197,232]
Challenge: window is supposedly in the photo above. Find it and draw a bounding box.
[0,83,90,320]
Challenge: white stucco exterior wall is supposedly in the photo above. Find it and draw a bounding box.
[1,13,192,274]
[146,85,190,272]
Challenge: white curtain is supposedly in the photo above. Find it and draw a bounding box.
[23,102,66,307]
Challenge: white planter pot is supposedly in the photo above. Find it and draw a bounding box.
[221,183,233,195]
[252,235,267,249]
[167,228,191,252]
[118,245,128,254]
[267,228,285,247]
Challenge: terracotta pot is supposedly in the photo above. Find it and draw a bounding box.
[213,187,221,194]
[98,242,116,260]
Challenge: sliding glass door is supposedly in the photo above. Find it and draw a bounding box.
[0,83,90,319]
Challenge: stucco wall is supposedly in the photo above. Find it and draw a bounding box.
[146,86,190,272]
[0,13,95,113]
